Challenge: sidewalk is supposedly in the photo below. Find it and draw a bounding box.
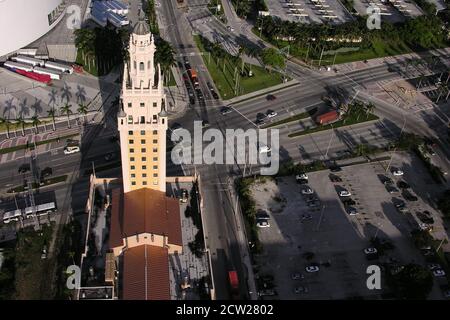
[165,65,189,118]
[223,79,300,105]
[320,47,450,74]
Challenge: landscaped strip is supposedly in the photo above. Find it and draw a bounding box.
[263,110,314,128]
[7,175,68,193]
[194,35,284,99]
[83,161,121,175]
[0,133,78,155]
[288,114,379,137]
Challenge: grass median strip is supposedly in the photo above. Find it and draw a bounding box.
[263,112,309,128]
[0,133,78,155]
[7,175,68,193]
[288,113,379,138]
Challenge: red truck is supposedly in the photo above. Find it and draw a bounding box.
[188,68,199,86]
[316,110,339,125]
[228,271,240,299]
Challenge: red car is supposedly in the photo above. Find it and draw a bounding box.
[266,94,276,101]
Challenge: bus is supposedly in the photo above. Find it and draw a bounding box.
[4,61,34,72]
[11,55,45,67]
[24,202,57,218]
[2,209,22,224]
[33,67,62,80]
[44,61,74,74]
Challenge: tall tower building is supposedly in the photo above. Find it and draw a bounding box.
[118,20,168,193]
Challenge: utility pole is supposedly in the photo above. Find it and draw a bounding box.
[318,47,324,68]
[324,124,335,159]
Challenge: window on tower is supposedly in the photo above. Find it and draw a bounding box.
[140,116,145,124]
[153,102,157,108]
[128,116,133,124]
[140,102,145,108]
[141,130,146,135]
[129,130,133,135]
[129,139,134,144]
[148,61,151,69]
[143,181,147,185]
[128,103,132,108]
[140,62,144,71]
[152,115,157,123]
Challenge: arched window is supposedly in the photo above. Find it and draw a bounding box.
[139,62,144,71]
[148,61,151,69]
[133,61,136,70]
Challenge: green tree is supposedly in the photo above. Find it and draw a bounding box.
[0,116,11,139]
[260,48,285,72]
[31,115,41,134]
[77,104,88,124]
[60,104,73,129]
[47,108,57,131]
[15,116,26,136]
[387,263,433,300]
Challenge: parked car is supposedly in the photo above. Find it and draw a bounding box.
[180,189,188,203]
[294,286,309,294]
[305,265,320,273]
[403,190,418,202]
[41,246,48,260]
[255,118,266,126]
[346,207,358,216]
[364,248,378,255]
[433,269,446,277]
[417,212,434,224]
[201,120,210,128]
[291,273,304,280]
[301,187,314,195]
[342,198,356,206]
[428,263,442,271]
[258,144,271,153]
[296,173,308,181]
[329,174,342,182]
[339,190,351,197]
[329,165,342,172]
[301,214,313,221]
[397,180,410,189]
[257,220,270,228]
[308,201,320,208]
[386,185,399,194]
[392,169,404,176]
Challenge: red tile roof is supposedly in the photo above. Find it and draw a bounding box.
[122,245,171,300]
[109,188,182,249]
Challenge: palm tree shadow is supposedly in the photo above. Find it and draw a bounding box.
[76,85,87,105]
[60,82,73,104]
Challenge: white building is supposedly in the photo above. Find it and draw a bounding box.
[118,19,168,194]
[0,0,65,57]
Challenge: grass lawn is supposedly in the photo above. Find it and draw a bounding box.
[13,224,54,299]
[0,119,53,135]
[194,36,284,99]
[0,133,78,155]
[251,27,434,66]
[263,107,317,128]
[288,113,379,137]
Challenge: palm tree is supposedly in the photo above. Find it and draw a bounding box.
[15,116,26,136]
[77,104,88,124]
[47,108,57,131]
[31,115,41,133]
[365,103,375,119]
[60,104,73,129]
[0,117,11,139]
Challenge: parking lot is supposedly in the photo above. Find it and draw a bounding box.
[251,152,447,299]
[265,0,353,25]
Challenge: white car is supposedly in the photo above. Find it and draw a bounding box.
[259,145,271,153]
[301,187,314,195]
[392,169,404,176]
[63,146,80,154]
[257,220,270,228]
[433,269,446,277]
[428,263,442,271]
[266,110,278,118]
[305,265,320,273]
[339,190,351,197]
[364,248,378,255]
[296,173,308,181]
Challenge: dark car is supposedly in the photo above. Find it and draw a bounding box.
[342,198,356,206]
[380,175,393,185]
[329,165,342,172]
[266,94,276,101]
[255,118,266,126]
[329,174,342,182]
[220,106,232,115]
[417,212,434,224]
[403,190,418,202]
[104,153,116,161]
[196,89,204,100]
[385,185,399,194]
[397,180,410,189]
[189,94,196,105]
[180,189,188,203]
[40,167,53,178]
[201,120,210,128]
[18,163,31,174]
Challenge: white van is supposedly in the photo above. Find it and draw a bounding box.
[64,146,80,154]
